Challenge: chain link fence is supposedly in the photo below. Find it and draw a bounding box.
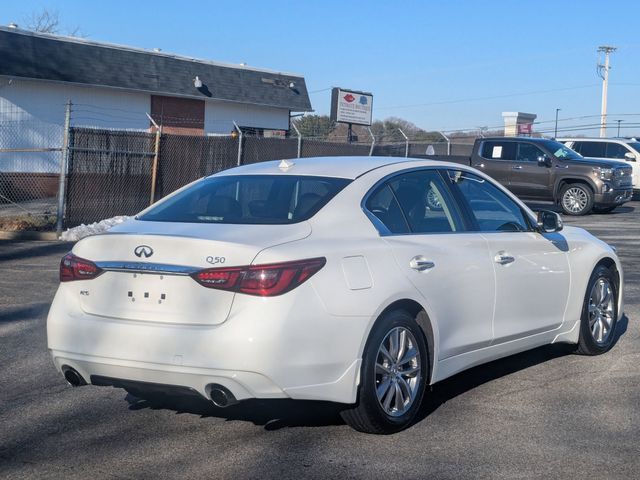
[0,103,479,231]
[0,109,62,230]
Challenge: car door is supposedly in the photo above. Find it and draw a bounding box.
[508,142,554,200]
[447,169,570,343]
[472,140,517,189]
[364,169,495,360]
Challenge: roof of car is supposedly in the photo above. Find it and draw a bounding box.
[481,137,550,143]
[558,137,638,142]
[213,156,453,180]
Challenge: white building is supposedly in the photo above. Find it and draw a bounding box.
[0,25,312,172]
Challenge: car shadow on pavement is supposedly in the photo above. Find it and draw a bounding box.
[122,315,629,431]
[417,314,629,424]
[124,393,346,430]
[525,202,635,215]
[0,240,73,262]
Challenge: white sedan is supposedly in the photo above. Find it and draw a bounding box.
[48,156,623,434]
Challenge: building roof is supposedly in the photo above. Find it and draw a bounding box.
[0,26,312,111]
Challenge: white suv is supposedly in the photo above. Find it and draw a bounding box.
[559,137,640,193]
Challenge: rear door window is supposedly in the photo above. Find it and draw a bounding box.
[579,142,606,157]
[365,170,464,234]
[138,175,351,224]
[481,141,517,160]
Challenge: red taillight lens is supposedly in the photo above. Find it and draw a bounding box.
[192,257,326,297]
[60,253,103,282]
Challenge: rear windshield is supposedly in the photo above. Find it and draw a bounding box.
[138,175,351,224]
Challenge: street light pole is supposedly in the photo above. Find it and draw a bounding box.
[617,119,622,137]
[554,108,561,138]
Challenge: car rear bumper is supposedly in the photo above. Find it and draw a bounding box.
[47,284,365,404]
[594,187,633,206]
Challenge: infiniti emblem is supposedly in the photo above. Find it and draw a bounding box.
[134,245,154,258]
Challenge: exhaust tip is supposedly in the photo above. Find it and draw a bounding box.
[208,385,237,408]
[62,366,87,387]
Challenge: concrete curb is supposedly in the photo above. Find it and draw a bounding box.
[0,231,59,241]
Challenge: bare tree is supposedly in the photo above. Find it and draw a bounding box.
[24,9,83,37]
[26,9,60,33]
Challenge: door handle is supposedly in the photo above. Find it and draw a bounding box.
[409,256,435,271]
[494,252,515,265]
[512,165,523,170]
[473,163,485,168]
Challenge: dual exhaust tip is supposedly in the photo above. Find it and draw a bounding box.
[62,366,87,387]
[208,384,237,408]
[61,367,237,408]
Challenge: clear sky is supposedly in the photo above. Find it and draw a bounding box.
[3,0,640,136]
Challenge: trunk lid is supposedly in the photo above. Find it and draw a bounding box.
[71,219,311,325]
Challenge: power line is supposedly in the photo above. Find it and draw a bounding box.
[376,84,600,111]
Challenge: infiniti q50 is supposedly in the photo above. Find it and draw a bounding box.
[48,157,623,434]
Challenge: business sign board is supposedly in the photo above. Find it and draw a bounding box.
[330,88,373,126]
[517,122,533,134]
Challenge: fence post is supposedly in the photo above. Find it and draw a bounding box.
[146,113,161,205]
[56,100,71,237]
[291,122,302,158]
[438,131,451,155]
[367,127,376,156]
[233,121,243,166]
[398,128,409,157]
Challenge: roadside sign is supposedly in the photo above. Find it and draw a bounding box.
[330,88,373,126]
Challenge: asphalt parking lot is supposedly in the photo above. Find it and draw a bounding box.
[1,203,639,480]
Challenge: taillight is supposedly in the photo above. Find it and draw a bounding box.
[192,257,326,296]
[60,253,103,282]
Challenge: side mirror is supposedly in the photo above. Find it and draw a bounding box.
[537,155,552,167]
[624,152,636,162]
[537,210,563,233]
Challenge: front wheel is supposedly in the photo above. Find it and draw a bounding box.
[340,310,428,434]
[575,265,618,355]
[560,183,594,216]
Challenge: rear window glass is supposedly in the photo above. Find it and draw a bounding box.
[138,175,351,224]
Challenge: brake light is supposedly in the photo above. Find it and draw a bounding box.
[60,253,103,282]
[192,257,326,296]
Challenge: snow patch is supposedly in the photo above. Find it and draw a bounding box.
[61,216,131,241]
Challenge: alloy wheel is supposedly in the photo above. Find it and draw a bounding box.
[562,187,588,213]
[375,327,421,417]
[588,277,615,345]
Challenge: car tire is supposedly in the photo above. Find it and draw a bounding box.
[340,309,428,434]
[575,264,618,355]
[560,183,594,216]
[592,205,617,214]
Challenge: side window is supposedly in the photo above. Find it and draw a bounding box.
[571,142,583,154]
[480,141,517,160]
[579,142,606,158]
[516,143,546,162]
[388,170,463,234]
[605,143,630,159]
[447,171,531,232]
[365,184,410,234]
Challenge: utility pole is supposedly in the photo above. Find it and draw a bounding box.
[554,108,561,138]
[617,119,622,137]
[597,45,616,138]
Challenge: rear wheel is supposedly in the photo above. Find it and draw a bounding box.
[560,183,594,216]
[576,264,618,355]
[341,309,428,434]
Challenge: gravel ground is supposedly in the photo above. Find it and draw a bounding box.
[1,203,639,479]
